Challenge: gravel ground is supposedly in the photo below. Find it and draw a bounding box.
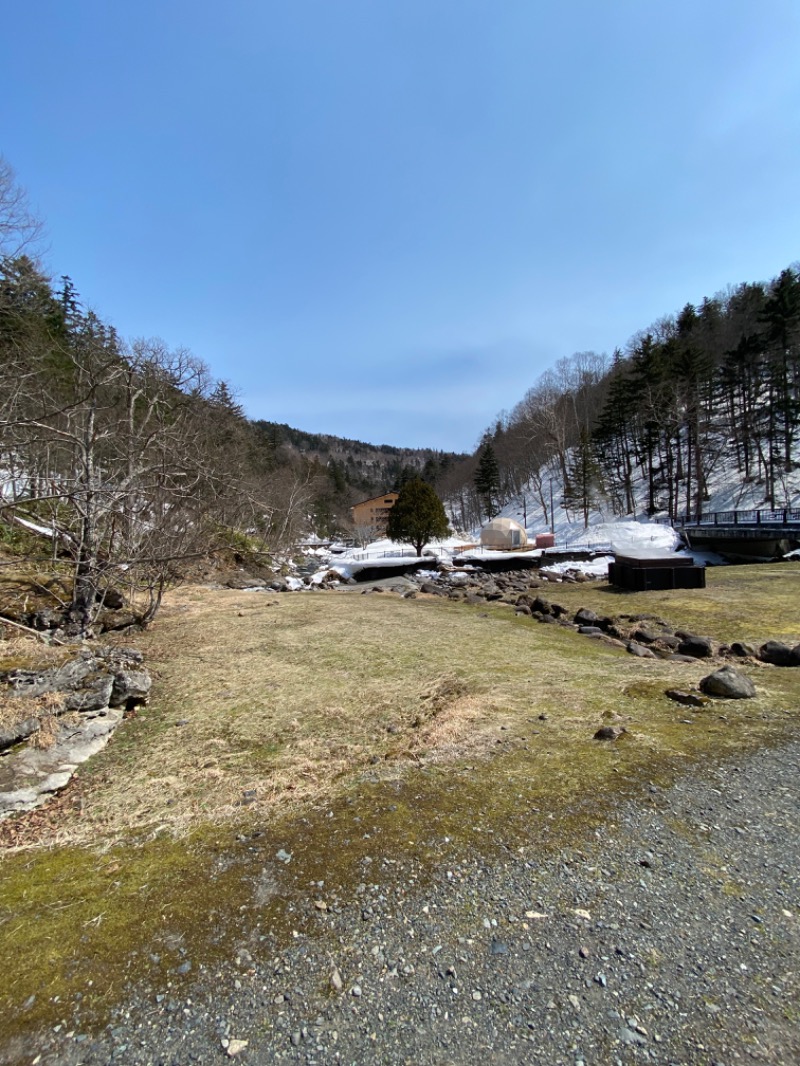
[11,741,800,1066]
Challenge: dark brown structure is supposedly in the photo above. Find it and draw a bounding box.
[608,550,705,591]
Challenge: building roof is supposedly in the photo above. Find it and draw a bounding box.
[352,491,399,507]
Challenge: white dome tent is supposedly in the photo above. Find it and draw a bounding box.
[479,517,528,549]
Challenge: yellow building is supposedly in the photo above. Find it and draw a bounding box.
[351,491,400,535]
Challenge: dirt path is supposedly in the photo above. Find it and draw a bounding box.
[12,736,800,1066]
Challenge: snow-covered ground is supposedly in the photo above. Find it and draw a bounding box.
[301,509,694,584]
[291,451,800,587]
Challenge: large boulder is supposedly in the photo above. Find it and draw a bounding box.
[110,670,152,708]
[676,634,713,658]
[699,666,757,699]
[64,675,115,712]
[758,641,800,667]
[226,574,267,590]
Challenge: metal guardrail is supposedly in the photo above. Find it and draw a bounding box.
[667,508,800,528]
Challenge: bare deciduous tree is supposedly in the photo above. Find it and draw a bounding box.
[0,156,43,261]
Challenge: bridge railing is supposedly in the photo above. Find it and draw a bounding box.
[669,508,800,528]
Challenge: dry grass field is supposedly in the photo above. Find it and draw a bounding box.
[1,563,799,1035]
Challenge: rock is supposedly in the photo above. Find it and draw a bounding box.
[618,1027,647,1046]
[330,967,344,993]
[0,715,41,754]
[578,626,604,636]
[226,1038,249,1057]
[110,669,151,708]
[699,666,757,699]
[758,640,800,667]
[98,587,126,609]
[574,608,599,626]
[627,641,656,658]
[730,641,757,658]
[594,726,625,741]
[2,657,94,699]
[632,628,659,644]
[658,634,680,649]
[448,572,470,587]
[0,706,124,816]
[27,607,62,630]
[97,609,139,632]
[665,689,710,708]
[226,574,267,589]
[677,634,713,658]
[531,596,553,615]
[64,675,115,713]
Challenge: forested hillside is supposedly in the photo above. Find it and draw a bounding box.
[2,151,798,629]
[442,264,800,529]
[0,160,464,630]
[252,420,464,508]
[0,257,462,619]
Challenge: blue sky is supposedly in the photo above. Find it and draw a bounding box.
[2,1,800,452]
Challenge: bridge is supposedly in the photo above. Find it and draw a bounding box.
[668,507,800,559]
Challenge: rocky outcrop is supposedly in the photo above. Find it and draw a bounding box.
[0,645,150,817]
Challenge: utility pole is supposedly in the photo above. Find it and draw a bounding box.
[549,479,555,535]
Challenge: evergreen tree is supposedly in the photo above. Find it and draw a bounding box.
[562,429,603,528]
[760,267,800,478]
[386,478,450,556]
[474,439,501,518]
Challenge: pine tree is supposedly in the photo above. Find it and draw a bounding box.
[474,440,501,518]
[562,429,602,529]
[386,478,450,556]
[760,267,800,478]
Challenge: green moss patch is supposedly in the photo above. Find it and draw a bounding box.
[2,571,800,1045]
